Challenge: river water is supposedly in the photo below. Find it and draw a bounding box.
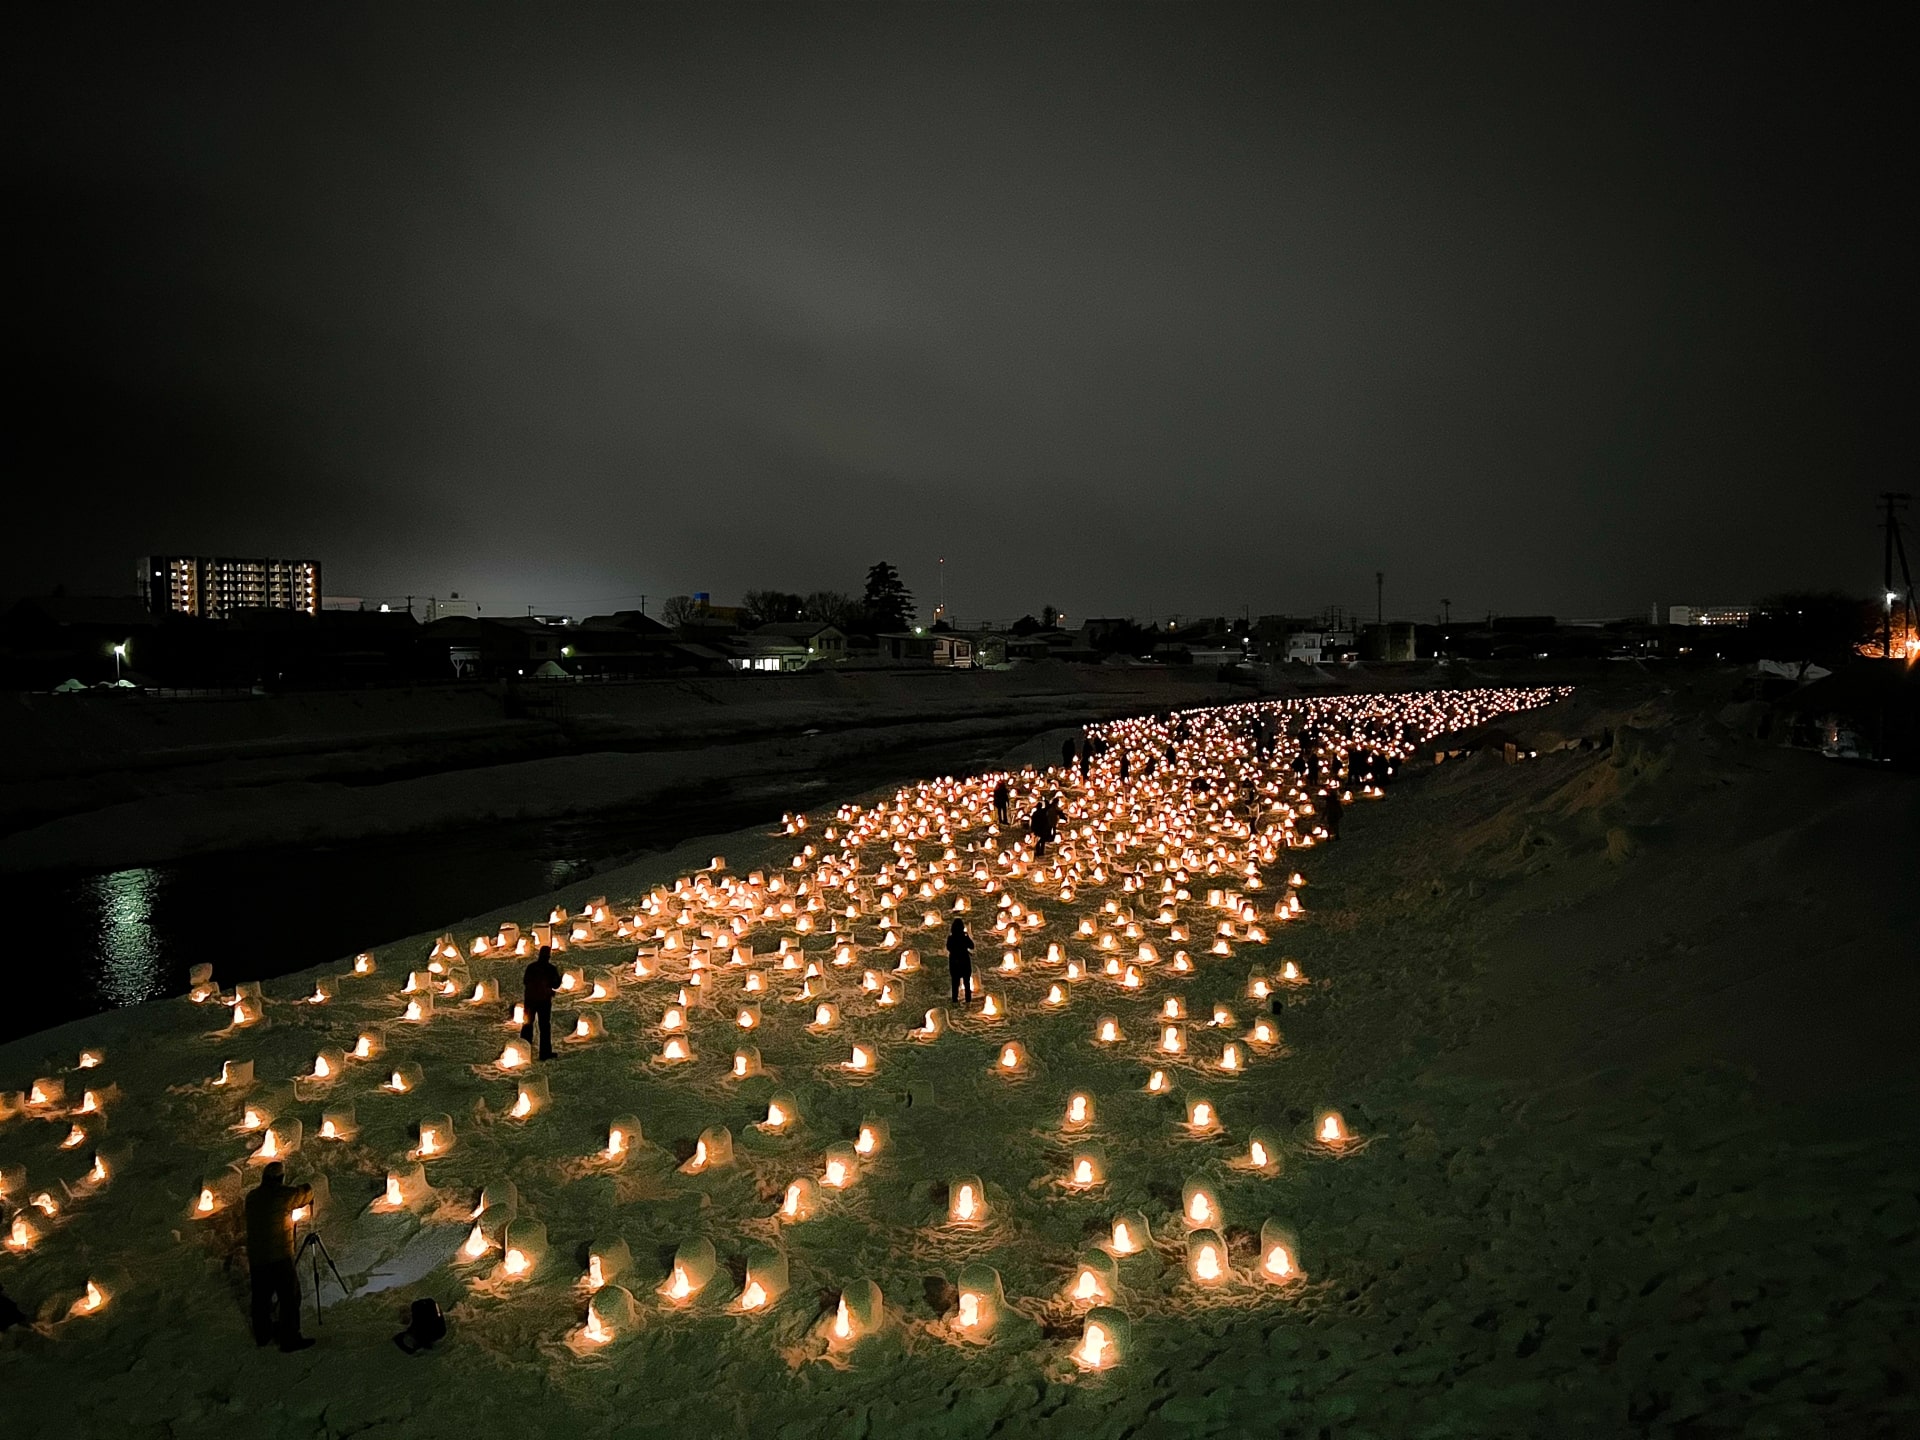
[6,734,1025,1044]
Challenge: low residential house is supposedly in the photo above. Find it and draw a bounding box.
[879,631,974,667]
[748,621,847,665]
[727,634,813,672]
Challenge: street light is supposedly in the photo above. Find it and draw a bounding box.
[111,641,128,682]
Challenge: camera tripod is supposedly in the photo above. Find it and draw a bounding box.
[294,1229,352,1329]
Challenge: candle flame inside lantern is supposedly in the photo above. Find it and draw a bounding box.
[733,1055,749,1077]
[982,995,999,1016]
[8,1215,33,1249]
[505,1247,528,1276]
[1264,1243,1295,1279]
[668,1264,691,1300]
[998,1044,1020,1069]
[319,1118,337,1140]
[353,1035,373,1058]
[583,1308,611,1344]
[741,1279,769,1310]
[1188,1191,1213,1224]
[1320,1113,1347,1144]
[1112,1219,1137,1254]
[825,1157,849,1187]
[501,1043,526,1069]
[783,1182,803,1217]
[856,1125,877,1155]
[1161,1026,1183,1053]
[1077,1321,1112,1368]
[511,1090,532,1119]
[388,1071,407,1092]
[463,1224,488,1259]
[61,1125,85,1149]
[1250,1139,1269,1167]
[766,1102,787,1127]
[1149,1069,1168,1092]
[420,1128,439,1155]
[1191,1101,1213,1127]
[1067,1095,1088,1125]
[814,1004,832,1026]
[832,1295,851,1340]
[197,1187,216,1213]
[257,1130,278,1161]
[588,1254,604,1289]
[691,1139,708,1168]
[954,1184,978,1222]
[385,1175,403,1208]
[608,1127,626,1157]
[77,1280,105,1314]
[847,1045,871,1071]
[1099,1020,1118,1042]
[1281,960,1301,981]
[313,1054,331,1078]
[403,1001,422,1021]
[1221,1044,1241,1072]
[1195,1241,1223,1281]
[958,1292,981,1328]
[663,1037,687,1060]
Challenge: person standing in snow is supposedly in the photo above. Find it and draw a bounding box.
[1031,795,1060,857]
[521,945,561,1060]
[992,777,1011,827]
[1061,737,1077,771]
[1319,785,1343,841]
[946,918,975,1004]
[245,1161,316,1352]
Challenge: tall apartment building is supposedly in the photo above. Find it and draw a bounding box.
[139,556,322,619]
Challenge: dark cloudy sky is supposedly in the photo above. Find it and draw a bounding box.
[10,4,1907,624]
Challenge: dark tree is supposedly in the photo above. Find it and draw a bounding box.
[1009,613,1042,636]
[1040,604,1061,629]
[660,594,699,627]
[862,561,915,632]
[1750,591,1876,662]
[801,590,861,629]
[742,590,805,626]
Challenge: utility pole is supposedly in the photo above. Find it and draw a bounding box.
[1879,492,1913,658]
[639,595,647,616]
[1375,572,1384,626]
[1440,598,1451,625]
[405,594,414,618]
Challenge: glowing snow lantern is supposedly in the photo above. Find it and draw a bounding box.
[680,1125,733,1174]
[375,1162,431,1213]
[509,1075,549,1119]
[894,948,920,972]
[1246,969,1272,1000]
[1108,1210,1151,1256]
[1209,1002,1234,1028]
[1259,1219,1303,1284]
[1315,1110,1350,1147]
[6,1212,39,1251]
[569,1011,604,1042]
[948,1175,987,1226]
[655,1034,693,1064]
[1069,1249,1118,1304]
[586,1237,632,1290]
[385,1063,423,1094]
[1045,981,1070,1007]
[583,1284,637,1344]
[736,1246,789,1312]
[500,1217,547,1278]
[1171,951,1193,973]
[1074,1307,1129,1370]
[1186,1097,1221,1133]
[843,1042,876,1074]
[779,1176,818,1221]
[1244,1127,1282,1173]
[995,1040,1028,1073]
[1186,1228,1229,1286]
[659,1236,717,1304]
[1147,1068,1171,1094]
[1094,1015,1123,1045]
[912,1007,947,1040]
[659,1003,686,1032]
[252,1120,302,1162]
[60,1124,86,1150]
[1280,958,1303,983]
[87,1151,111,1184]
[736,1003,761,1030]
[400,994,432,1023]
[761,1091,799,1131]
[1217,1042,1243,1074]
[828,1279,883,1346]
[854,1115,889,1156]
[1159,1023,1186,1055]
[1181,1175,1221,1228]
[27,1077,64,1109]
[1067,1142,1107,1188]
[70,1277,109,1317]
[412,1114,453,1159]
[498,1041,529,1070]
[809,1001,841,1032]
[953,1263,1005,1336]
[351,1032,378,1060]
[605,1115,642,1160]
[731,1046,762,1078]
[1248,1016,1278,1046]
[821,1143,859,1189]
[1064,1090,1095,1130]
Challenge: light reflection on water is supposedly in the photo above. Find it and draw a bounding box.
[88,867,166,1010]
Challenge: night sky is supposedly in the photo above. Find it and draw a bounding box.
[10,5,1907,625]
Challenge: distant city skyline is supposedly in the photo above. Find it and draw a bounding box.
[11,6,1905,624]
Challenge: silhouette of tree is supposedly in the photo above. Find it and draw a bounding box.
[861,561,915,632]
[742,590,804,626]
[660,595,698,627]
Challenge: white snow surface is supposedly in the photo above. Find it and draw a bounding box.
[2,678,1915,1439]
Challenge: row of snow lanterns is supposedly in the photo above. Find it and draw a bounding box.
[1,1052,117,1315]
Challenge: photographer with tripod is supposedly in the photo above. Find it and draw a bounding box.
[245,1161,317,1352]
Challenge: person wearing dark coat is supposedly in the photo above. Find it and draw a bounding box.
[522,945,561,1059]
[1031,796,1059,857]
[245,1161,316,1351]
[945,919,975,1003]
[992,778,1011,827]
[1078,742,1091,780]
[1320,785,1343,840]
[1061,737,1077,770]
